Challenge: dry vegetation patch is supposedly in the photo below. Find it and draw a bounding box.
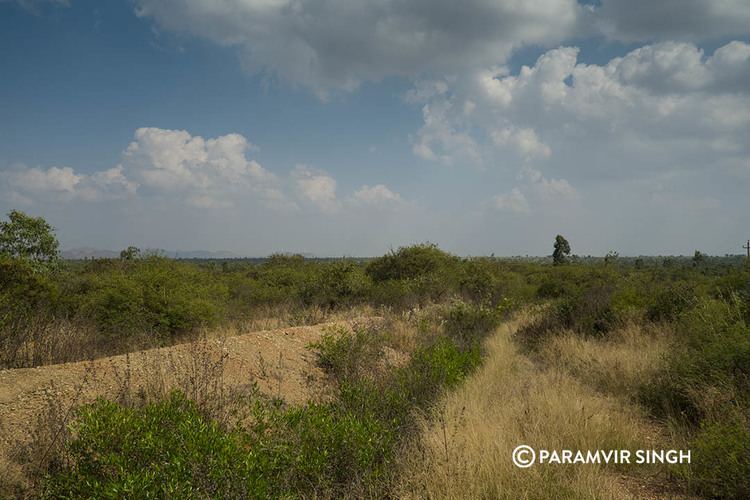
[396,316,677,499]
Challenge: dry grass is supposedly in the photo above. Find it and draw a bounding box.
[395,315,674,499]
[1,304,383,370]
[536,323,673,400]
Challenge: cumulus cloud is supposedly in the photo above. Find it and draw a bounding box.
[2,165,137,203]
[130,0,750,98]
[350,184,405,208]
[291,165,340,212]
[1,128,290,209]
[412,41,750,182]
[586,0,750,42]
[492,187,529,214]
[491,127,551,161]
[121,128,279,208]
[134,0,582,97]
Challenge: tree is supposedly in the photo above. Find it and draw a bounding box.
[604,250,619,265]
[0,210,59,271]
[552,235,571,265]
[120,246,141,260]
[692,250,705,267]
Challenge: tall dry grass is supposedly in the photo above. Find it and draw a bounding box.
[536,323,673,400]
[395,317,675,499]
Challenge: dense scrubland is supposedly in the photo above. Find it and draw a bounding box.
[1,211,749,498]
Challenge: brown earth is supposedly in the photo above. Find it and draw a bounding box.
[0,318,380,487]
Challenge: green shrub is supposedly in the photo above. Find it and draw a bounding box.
[365,244,457,282]
[301,261,370,308]
[43,392,267,498]
[646,282,697,322]
[442,301,501,350]
[312,326,384,382]
[681,420,750,499]
[72,257,228,337]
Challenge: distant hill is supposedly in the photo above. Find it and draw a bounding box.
[61,247,244,260]
[61,247,120,260]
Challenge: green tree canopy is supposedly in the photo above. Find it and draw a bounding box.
[0,210,60,271]
[552,235,571,266]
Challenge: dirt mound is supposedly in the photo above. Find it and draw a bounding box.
[0,318,379,483]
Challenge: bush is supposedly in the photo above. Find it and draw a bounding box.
[312,326,384,382]
[641,298,750,423]
[646,282,696,322]
[365,244,457,282]
[43,392,265,498]
[682,420,750,499]
[72,257,228,337]
[442,301,501,350]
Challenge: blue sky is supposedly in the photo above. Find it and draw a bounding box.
[1,0,749,256]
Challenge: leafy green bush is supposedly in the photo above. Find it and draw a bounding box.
[442,301,501,350]
[312,326,384,382]
[365,244,458,282]
[83,257,227,337]
[43,392,265,498]
[301,261,370,308]
[646,282,697,322]
[641,298,750,423]
[681,420,750,499]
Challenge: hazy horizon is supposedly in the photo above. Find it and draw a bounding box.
[2,0,749,257]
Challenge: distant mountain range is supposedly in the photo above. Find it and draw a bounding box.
[61,247,244,260]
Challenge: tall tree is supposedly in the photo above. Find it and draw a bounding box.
[552,234,571,265]
[0,210,60,271]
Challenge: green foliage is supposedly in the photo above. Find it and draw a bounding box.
[442,301,502,349]
[43,392,267,498]
[119,246,141,260]
[552,234,571,266]
[681,419,750,499]
[0,210,59,272]
[312,326,384,382]
[646,282,697,322]
[365,243,457,282]
[301,261,370,308]
[71,257,228,337]
[45,315,494,498]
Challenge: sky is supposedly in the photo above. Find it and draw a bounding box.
[1,0,749,257]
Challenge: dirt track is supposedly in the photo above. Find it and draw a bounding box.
[0,319,376,477]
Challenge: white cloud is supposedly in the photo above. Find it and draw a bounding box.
[491,127,551,160]
[291,164,340,212]
[3,165,137,202]
[124,128,269,187]
[134,0,582,97]
[350,184,405,208]
[412,98,481,166]
[1,128,288,209]
[519,166,578,202]
[412,41,750,184]
[492,187,529,213]
[587,0,750,42]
